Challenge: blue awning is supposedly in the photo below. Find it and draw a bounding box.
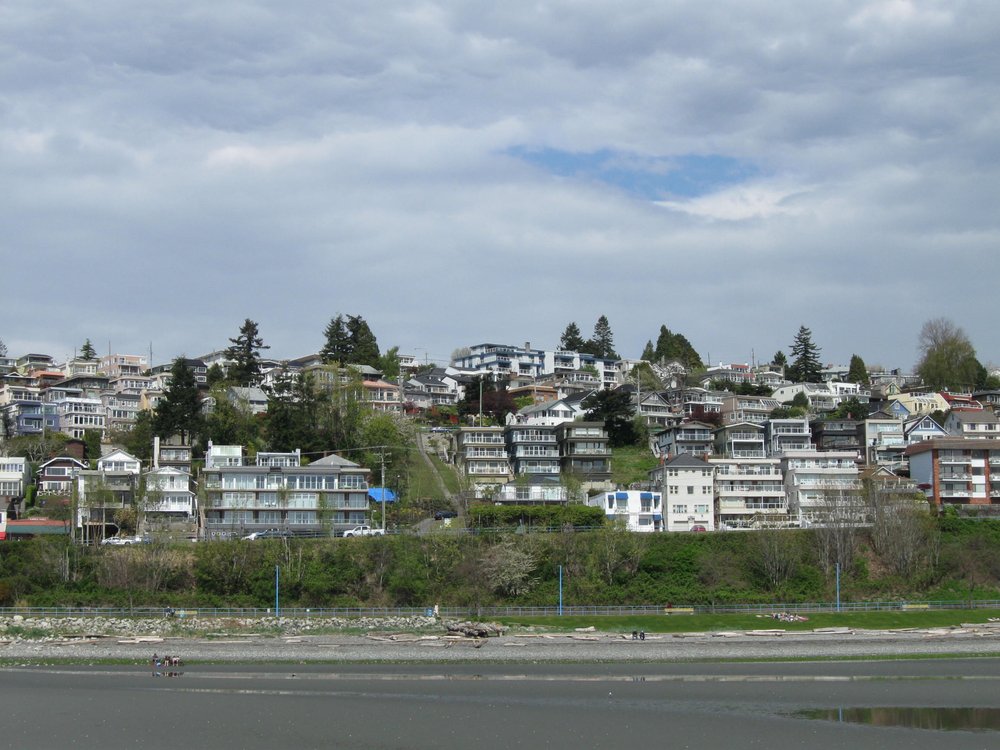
[615,491,629,500]
[368,487,397,503]
[640,492,653,501]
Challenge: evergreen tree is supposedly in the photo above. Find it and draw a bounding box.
[226,319,269,386]
[641,340,655,361]
[787,326,822,383]
[79,339,97,360]
[653,325,703,369]
[378,346,401,380]
[206,363,226,388]
[582,388,636,447]
[847,354,869,385]
[559,322,586,352]
[585,315,617,359]
[320,315,351,363]
[154,357,203,442]
[772,351,788,370]
[346,314,380,367]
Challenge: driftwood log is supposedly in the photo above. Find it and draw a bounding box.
[445,620,505,638]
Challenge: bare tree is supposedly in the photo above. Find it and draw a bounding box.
[813,488,866,574]
[592,519,646,586]
[750,528,801,590]
[479,538,538,597]
[864,477,937,578]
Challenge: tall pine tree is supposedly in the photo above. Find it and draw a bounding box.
[320,315,352,364]
[226,319,269,386]
[346,315,380,368]
[583,315,617,359]
[154,357,203,442]
[559,322,586,351]
[847,354,869,385]
[787,326,822,383]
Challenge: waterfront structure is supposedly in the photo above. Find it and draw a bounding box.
[779,449,860,527]
[589,489,664,532]
[454,426,512,498]
[906,438,1000,511]
[710,456,787,529]
[201,445,370,538]
[649,454,715,532]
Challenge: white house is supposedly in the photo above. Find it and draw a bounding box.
[588,490,664,532]
[649,454,715,531]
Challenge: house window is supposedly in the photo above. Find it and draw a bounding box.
[687,486,694,495]
[672,505,687,514]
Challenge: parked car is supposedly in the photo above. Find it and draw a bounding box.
[342,525,385,538]
[434,510,458,520]
[241,529,291,541]
[101,534,149,546]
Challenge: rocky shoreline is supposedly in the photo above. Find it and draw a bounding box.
[2,615,1000,664]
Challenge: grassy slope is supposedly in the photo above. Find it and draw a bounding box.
[611,444,659,487]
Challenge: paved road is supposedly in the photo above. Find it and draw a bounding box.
[1,659,997,749]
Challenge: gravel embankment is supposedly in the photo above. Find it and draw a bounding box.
[2,615,1000,663]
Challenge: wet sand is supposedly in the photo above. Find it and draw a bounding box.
[2,658,998,749]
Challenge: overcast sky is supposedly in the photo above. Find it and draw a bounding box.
[3,1,998,372]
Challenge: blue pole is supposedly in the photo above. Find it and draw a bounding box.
[835,562,841,613]
[558,565,563,616]
[275,565,280,617]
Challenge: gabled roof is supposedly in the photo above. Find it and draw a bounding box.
[38,456,88,470]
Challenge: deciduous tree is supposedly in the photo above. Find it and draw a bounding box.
[916,317,983,391]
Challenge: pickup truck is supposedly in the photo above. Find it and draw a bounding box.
[341,525,385,538]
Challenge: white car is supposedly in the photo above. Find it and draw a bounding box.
[101,534,148,546]
[341,525,385,538]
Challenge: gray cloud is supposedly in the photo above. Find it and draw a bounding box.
[3,0,1000,372]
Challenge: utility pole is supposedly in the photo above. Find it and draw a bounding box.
[380,448,387,531]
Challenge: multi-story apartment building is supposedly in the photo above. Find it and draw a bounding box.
[780,449,860,526]
[454,426,512,497]
[810,418,862,453]
[0,457,30,507]
[666,387,724,420]
[767,418,814,455]
[650,454,715,532]
[858,416,906,472]
[719,394,779,425]
[505,424,560,477]
[556,421,611,486]
[654,421,715,458]
[75,449,142,542]
[906,438,1000,510]
[453,343,620,389]
[589,490,664,532]
[103,392,141,433]
[712,422,766,459]
[360,379,402,413]
[99,353,149,379]
[944,409,1000,438]
[709,456,787,529]
[201,446,370,538]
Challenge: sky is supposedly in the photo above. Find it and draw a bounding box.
[3,1,999,372]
